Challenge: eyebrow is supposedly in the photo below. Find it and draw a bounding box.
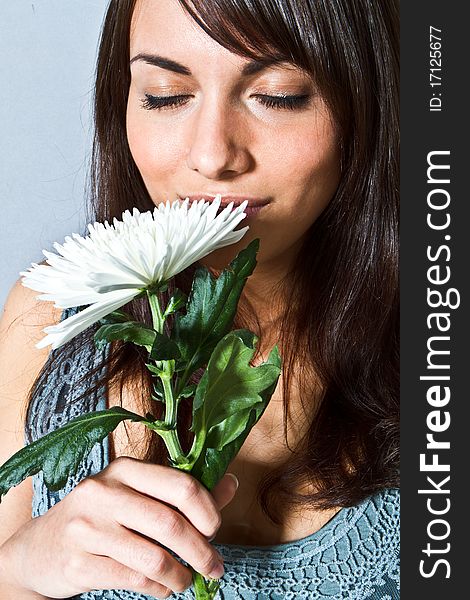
[129,53,280,77]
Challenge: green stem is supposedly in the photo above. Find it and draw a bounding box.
[158,363,185,463]
[161,370,177,425]
[145,291,218,597]
[174,359,195,399]
[147,291,164,333]
[146,291,186,465]
[158,429,185,465]
[191,567,220,599]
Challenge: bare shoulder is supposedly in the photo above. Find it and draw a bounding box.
[0,277,64,409]
[1,277,63,351]
[0,279,63,546]
[0,276,63,442]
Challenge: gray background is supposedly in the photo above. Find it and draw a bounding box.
[0,1,108,310]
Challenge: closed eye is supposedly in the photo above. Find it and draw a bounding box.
[140,94,191,110]
[140,93,311,111]
[252,94,311,110]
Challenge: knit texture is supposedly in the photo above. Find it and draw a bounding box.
[27,308,400,600]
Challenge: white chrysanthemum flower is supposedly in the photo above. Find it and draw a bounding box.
[21,196,248,350]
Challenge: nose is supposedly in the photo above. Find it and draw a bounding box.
[186,95,252,180]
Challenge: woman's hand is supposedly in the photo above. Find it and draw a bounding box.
[0,457,239,599]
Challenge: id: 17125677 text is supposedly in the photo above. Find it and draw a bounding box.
[429,26,442,112]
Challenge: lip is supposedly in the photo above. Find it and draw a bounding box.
[177,193,271,215]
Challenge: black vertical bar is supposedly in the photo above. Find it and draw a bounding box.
[401,2,467,598]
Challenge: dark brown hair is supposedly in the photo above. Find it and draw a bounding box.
[25,0,399,522]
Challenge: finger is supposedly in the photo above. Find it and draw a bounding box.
[87,524,193,594]
[112,487,225,580]
[65,553,172,599]
[211,473,239,510]
[106,458,222,538]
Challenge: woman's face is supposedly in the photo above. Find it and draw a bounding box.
[127,0,341,275]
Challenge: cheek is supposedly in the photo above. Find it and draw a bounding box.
[245,119,340,262]
[287,120,339,185]
[126,105,183,191]
[272,121,341,220]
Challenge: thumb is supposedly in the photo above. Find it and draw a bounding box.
[211,472,239,511]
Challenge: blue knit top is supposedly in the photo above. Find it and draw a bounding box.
[26,309,400,600]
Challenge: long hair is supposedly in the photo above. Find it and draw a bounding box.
[25,0,399,522]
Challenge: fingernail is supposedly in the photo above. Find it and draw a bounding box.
[226,473,239,490]
[208,562,225,579]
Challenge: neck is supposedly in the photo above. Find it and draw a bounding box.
[244,232,305,309]
[243,250,295,318]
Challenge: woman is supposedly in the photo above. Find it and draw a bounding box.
[0,0,399,598]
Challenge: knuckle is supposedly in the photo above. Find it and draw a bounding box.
[178,476,222,537]
[140,548,168,576]
[179,476,201,504]
[207,511,222,539]
[74,475,102,500]
[107,455,133,474]
[173,572,193,593]
[63,554,86,584]
[127,569,151,590]
[161,512,185,539]
[198,550,222,577]
[65,515,94,540]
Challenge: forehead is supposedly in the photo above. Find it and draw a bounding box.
[129,0,310,82]
[130,0,232,60]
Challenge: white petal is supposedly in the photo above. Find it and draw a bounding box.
[36,289,139,350]
[23,198,249,348]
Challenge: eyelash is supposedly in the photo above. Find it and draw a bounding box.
[140,93,310,112]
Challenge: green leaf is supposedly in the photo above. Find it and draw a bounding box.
[179,384,197,399]
[98,310,134,325]
[195,409,259,490]
[150,331,181,361]
[187,331,281,490]
[163,289,187,318]
[94,322,156,351]
[148,378,165,402]
[145,363,164,377]
[173,239,259,382]
[192,570,220,599]
[0,407,146,502]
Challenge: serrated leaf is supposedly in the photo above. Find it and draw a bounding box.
[173,240,259,381]
[187,332,281,489]
[150,331,181,361]
[0,407,145,502]
[197,348,280,490]
[94,322,156,351]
